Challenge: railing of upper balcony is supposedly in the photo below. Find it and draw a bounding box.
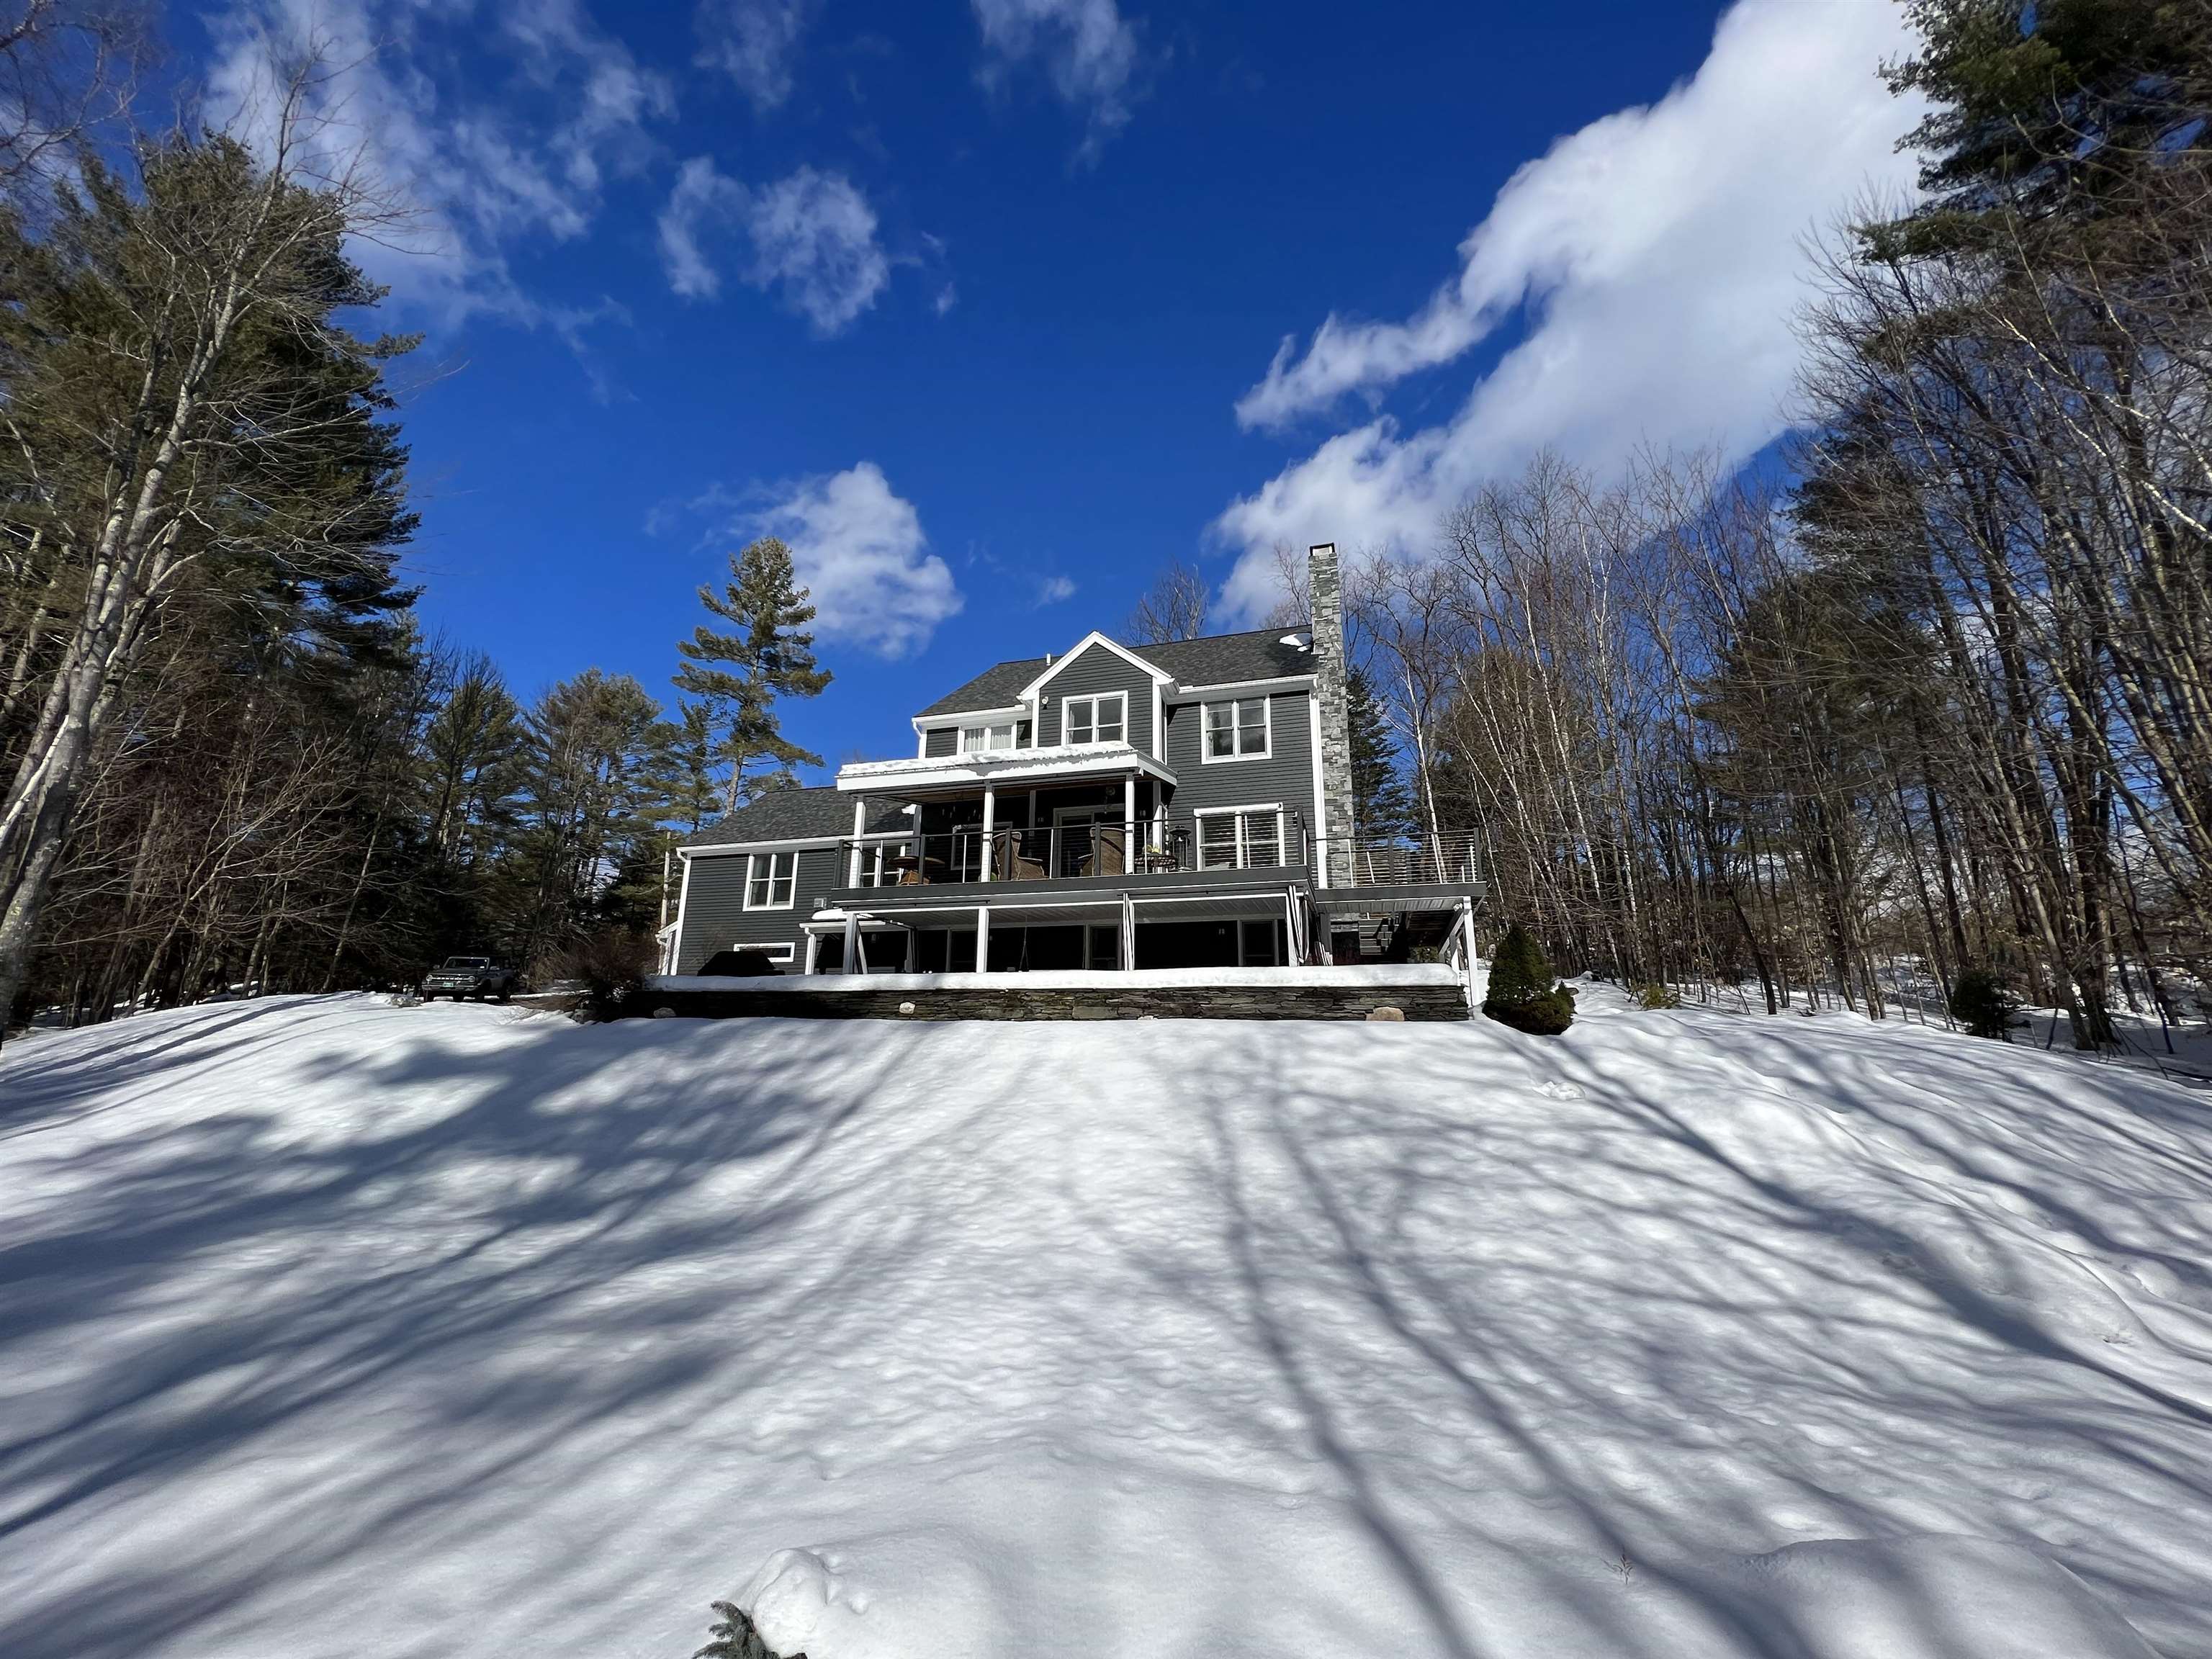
[838,811,1312,888]
[1329,830,1485,888]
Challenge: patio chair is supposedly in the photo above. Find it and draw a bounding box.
[1084,824,1128,878]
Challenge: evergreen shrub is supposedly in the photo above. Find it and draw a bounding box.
[1950,966,2018,1040]
[696,1601,804,1659]
[1632,981,1681,1010]
[1484,923,1575,1035]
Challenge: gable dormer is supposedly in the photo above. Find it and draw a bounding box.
[1022,632,1173,756]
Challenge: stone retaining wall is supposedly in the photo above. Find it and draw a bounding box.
[619,982,1469,1022]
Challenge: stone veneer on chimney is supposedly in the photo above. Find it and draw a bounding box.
[1308,542,1355,887]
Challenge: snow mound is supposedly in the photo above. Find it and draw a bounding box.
[4,991,2207,1659]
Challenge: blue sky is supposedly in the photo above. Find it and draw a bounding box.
[190,0,1923,774]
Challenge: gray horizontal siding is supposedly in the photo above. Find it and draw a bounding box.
[1164,687,1316,856]
[1036,642,1154,751]
[676,845,840,971]
[924,726,958,758]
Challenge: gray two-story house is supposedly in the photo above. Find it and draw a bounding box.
[665,544,1479,976]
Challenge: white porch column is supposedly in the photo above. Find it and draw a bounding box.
[904,925,918,972]
[1120,891,1136,971]
[1123,773,1136,839]
[804,932,822,975]
[842,911,860,975]
[848,798,866,886]
[976,903,992,972]
[979,785,997,882]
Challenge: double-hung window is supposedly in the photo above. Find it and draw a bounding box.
[1061,692,1125,745]
[744,851,798,909]
[1197,809,1285,871]
[959,721,1023,753]
[1204,696,1269,760]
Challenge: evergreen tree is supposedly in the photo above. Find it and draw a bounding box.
[1346,667,1415,844]
[504,670,666,969]
[1483,922,1575,1035]
[674,536,831,814]
[655,702,727,836]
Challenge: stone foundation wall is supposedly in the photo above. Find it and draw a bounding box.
[620,982,1469,1022]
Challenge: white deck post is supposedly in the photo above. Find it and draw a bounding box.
[979,785,996,882]
[976,903,992,972]
[848,798,866,886]
[904,925,918,972]
[1457,897,1477,1010]
[1123,774,1136,845]
[842,911,860,975]
[1120,891,1136,970]
[804,932,822,975]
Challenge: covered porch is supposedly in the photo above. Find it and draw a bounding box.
[834,743,1182,886]
[801,879,1314,974]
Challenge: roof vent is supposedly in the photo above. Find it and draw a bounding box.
[1044,652,1054,665]
[1281,631,1311,649]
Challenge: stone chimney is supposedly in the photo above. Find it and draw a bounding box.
[1308,543,1354,886]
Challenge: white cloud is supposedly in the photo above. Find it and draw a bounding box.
[1214,0,1924,619]
[204,0,673,330]
[747,168,891,333]
[658,156,744,299]
[657,158,890,333]
[752,464,962,656]
[1035,574,1076,606]
[970,0,1140,154]
[694,0,814,111]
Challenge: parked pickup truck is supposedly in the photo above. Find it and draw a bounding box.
[420,956,521,1002]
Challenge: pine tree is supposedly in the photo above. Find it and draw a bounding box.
[1347,667,1415,844]
[674,536,832,814]
[654,702,727,836]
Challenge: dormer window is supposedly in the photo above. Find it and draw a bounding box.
[959,721,1026,753]
[1062,692,1125,745]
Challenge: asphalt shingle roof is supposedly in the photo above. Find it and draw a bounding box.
[681,788,905,850]
[913,656,1051,719]
[915,629,1314,718]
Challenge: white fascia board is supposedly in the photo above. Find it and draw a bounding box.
[1019,632,1174,701]
[838,745,1176,793]
[910,705,1026,731]
[1166,674,1316,703]
[680,832,910,859]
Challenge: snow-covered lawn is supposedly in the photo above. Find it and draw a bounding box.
[4,992,2210,1659]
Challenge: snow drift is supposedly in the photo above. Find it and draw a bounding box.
[2,991,2208,1658]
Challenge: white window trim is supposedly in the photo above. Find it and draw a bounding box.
[1060,690,1127,747]
[741,941,796,965]
[959,719,1025,754]
[1200,694,1272,763]
[1192,804,1287,871]
[742,850,799,911]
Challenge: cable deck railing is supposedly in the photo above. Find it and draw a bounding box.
[1329,831,1484,889]
[838,811,1313,889]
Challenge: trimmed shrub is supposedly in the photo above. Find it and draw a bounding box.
[1484,922,1575,1035]
[1950,966,2018,1040]
[1490,985,1575,1035]
[549,927,657,1023]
